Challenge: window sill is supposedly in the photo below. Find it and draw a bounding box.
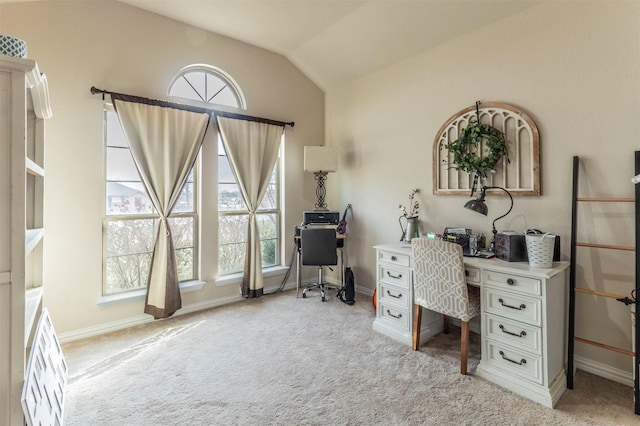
[215,265,290,287]
[97,279,206,307]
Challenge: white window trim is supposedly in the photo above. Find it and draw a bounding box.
[168,63,247,110]
[214,265,289,287]
[97,279,206,307]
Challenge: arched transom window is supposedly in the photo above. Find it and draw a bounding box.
[168,64,246,109]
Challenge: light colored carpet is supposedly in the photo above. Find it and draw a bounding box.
[62,290,638,425]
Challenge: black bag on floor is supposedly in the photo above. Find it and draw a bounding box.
[338,267,355,305]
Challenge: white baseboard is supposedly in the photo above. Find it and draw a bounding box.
[58,281,297,344]
[574,355,633,387]
[60,279,372,344]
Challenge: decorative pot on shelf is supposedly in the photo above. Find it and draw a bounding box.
[0,35,27,58]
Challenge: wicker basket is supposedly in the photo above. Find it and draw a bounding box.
[525,233,555,268]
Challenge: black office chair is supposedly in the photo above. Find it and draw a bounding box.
[300,227,338,302]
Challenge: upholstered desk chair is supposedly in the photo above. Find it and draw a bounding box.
[411,238,481,375]
[301,228,338,302]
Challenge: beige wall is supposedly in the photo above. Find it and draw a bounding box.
[327,1,640,376]
[0,1,324,335]
[2,0,638,380]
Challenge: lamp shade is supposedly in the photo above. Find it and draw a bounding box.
[464,197,488,216]
[304,146,338,172]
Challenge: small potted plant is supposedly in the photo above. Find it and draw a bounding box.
[398,188,420,242]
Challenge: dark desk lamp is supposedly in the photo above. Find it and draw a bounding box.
[464,186,513,252]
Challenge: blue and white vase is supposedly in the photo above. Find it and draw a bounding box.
[0,35,27,58]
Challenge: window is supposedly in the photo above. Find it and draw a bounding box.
[217,137,282,275]
[103,107,197,296]
[170,63,282,277]
[168,64,246,109]
[102,64,281,296]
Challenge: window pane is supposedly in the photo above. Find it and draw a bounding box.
[171,75,203,101]
[168,216,194,250]
[175,247,194,281]
[168,66,241,108]
[205,73,227,102]
[106,110,127,148]
[106,146,139,182]
[106,182,155,215]
[258,213,279,267]
[219,183,246,211]
[218,154,235,183]
[210,86,237,106]
[173,181,195,213]
[258,182,277,210]
[174,168,195,213]
[170,216,195,281]
[218,214,248,274]
[105,219,156,294]
[218,143,247,211]
[217,213,279,273]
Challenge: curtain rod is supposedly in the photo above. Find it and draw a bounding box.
[90,86,294,128]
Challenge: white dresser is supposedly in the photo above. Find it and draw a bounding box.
[373,243,570,408]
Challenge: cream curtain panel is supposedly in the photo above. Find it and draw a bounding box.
[216,116,284,298]
[113,96,210,319]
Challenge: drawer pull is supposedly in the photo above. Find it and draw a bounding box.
[498,298,526,310]
[499,350,527,366]
[499,324,527,338]
[386,310,403,319]
[390,255,397,261]
[507,278,515,285]
[386,290,403,299]
[386,271,403,279]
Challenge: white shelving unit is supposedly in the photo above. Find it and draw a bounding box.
[0,54,51,426]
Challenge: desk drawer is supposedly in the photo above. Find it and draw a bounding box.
[378,302,410,330]
[483,270,541,296]
[465,267,480,285]
[485,340,543,385]
[485,313,542,355]
[378,282,411,309]
[379,264,410,289]
[378,250,410,268]
[484,288,541,326]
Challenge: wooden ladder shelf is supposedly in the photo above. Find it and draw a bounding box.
[567,152,640,415]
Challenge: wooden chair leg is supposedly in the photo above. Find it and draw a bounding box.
[412,304,422,351]
[443,315,450,334]
[460,320,469,375]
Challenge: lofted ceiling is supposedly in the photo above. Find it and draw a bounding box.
[1,0,540,90]
[116,0,539,91]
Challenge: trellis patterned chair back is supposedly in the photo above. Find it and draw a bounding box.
[411,238,480,322]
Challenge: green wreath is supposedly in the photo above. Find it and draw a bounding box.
[443,121,508,174]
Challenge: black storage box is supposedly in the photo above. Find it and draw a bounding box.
[495,233,561,262]
[495,233,528,262]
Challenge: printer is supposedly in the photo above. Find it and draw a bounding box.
[297,211,343,250]
[302,211,340,226]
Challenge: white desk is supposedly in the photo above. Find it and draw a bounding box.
[373,242,570,408]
